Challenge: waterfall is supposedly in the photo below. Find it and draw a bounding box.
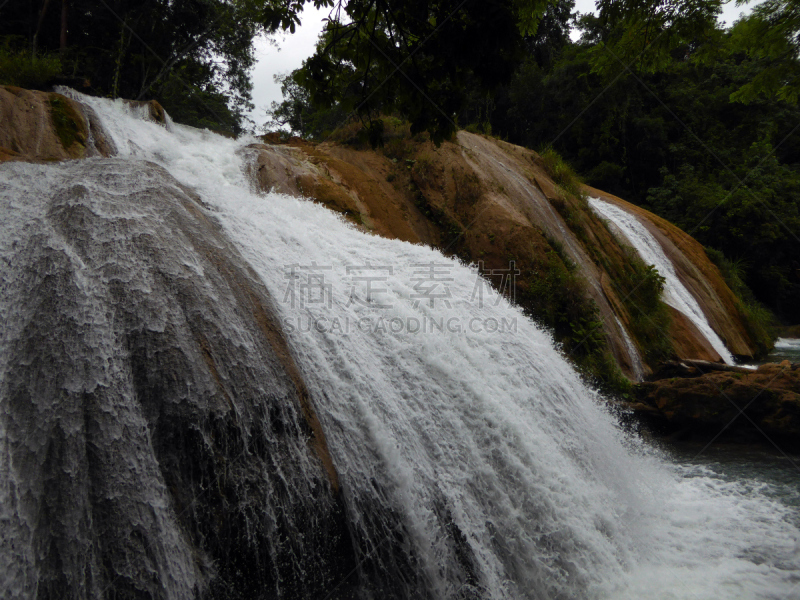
[588,198,735,364]
[614,316,645,381]
[1,91,797,599]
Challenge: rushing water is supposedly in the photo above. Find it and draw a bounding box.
[1,91,798,599]
[588,197,736,365]
[771,338,800,363]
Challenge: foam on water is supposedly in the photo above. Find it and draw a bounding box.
[8,90,797,598]
[776,338,800,355]
[588,197,735,365]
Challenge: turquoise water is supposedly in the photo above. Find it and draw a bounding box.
[738,337,800,369]
[770,338,800,363]
[667,441,800,520]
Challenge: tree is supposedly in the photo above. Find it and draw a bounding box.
[589,0,724,74]
[264,70,347,136]
[728,0,800,104]
[490,6,800,321]
[297,0,560,144]
[1,0,333,131]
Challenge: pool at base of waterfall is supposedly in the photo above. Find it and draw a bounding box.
[611,441,800,600]
[738,337,800,369]
[771,338,800,364]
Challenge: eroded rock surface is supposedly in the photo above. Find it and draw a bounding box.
[631,361,800,449]
[245,134,654,380]
[0,159,354,599]
[0,87,89,161]
[243,132,764,380]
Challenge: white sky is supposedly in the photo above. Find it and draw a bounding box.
[247,1,760,126]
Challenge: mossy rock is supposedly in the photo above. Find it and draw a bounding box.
[47,94,87,157]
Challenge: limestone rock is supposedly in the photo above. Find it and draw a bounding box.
[0,86,116,162]
[0,159,353,599]
[239,131,763,381]
[632,363,800,450]
[585,186,760,360]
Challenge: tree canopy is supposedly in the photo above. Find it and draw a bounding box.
[1,0,334,131]
[266,0,561,143]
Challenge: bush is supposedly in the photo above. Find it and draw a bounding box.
[411,153,435,185]
[705,246,776,355]
[384,137,410,160]
[464,121,492,135]
[538,147,584,199]
[523,241,629,393]
[0,39,61,88]
[611,248,674,364]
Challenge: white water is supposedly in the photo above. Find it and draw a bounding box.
[776,338,800,356]
[6,91,800,598]
[742,338,800,369]
[615,315,645,382]
[588,198,736,364]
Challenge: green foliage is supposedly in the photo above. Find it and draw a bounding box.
[588,0,724,75]
[728,0,800,105]
[615,250,674,363]
[524,242,630,393]
[0,0,333,131]
[705,246,777,355]
[538,147,584,199]
[646,139,800,320]
[464,122,493,135]
[489,8,800,323]
[286,0,558,145]
[0,38,61,88]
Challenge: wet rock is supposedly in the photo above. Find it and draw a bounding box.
[240,131,761,382]
[0,159,355,599]
[0,86,89,161]
[631,363,800,450]
[122,98,168,124]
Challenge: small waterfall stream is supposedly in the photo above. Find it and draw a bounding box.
[588,197,736,364]
[1,92,797,599]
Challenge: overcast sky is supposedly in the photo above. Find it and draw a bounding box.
[247,0,760,127]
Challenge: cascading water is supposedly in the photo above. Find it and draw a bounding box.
[588,197,736,364]
[1,91,798,599]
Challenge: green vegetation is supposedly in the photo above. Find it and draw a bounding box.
[47,95,86,151]
[705,246,776,355]
[524,241,630,393]
[538,147,584,200]
[264,0,561,144]
[0,40,61,88]
[615,251,674,364]
[536,149,674,368]
[1,1,337,133]
[464,122,493,136]
[476,1,800,325]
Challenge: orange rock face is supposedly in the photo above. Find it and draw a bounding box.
[633,362,800,449]
[0,86,88,161]
[245,132,762,379]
